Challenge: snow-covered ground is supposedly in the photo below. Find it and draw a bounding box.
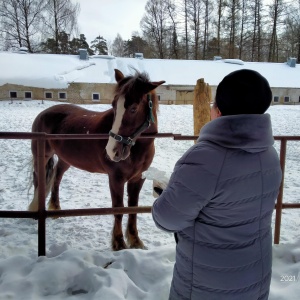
[0,100,299,299]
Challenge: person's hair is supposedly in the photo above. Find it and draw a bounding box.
[215,69,272,116]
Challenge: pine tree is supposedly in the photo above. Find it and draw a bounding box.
[90,35,108,55]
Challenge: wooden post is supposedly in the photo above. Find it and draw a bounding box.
[37,137,46,256]
[274,139,287,244]
[193,78,211,139]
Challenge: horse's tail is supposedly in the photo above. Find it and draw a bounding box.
[28,156,57,211]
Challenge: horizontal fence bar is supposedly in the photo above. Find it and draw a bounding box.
[1,131,300,141]
[280,203,300,209]
[46,206,152,218]
[0,206,152,218]
[0,132,183,140]
[0,211,38,218]
[0,203,298,220]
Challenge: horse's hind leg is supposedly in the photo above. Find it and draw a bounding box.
[48,158,70,210]
[126,176,146,249]
[28,155,55,211]
[109,176,127,251]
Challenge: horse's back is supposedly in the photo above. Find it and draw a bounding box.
[32,104,112,134]
[32,104,76,133]
[31,104,116,172]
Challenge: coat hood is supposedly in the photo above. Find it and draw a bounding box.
[198,114,274,153]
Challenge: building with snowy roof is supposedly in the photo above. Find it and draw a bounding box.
[0,50,299,105]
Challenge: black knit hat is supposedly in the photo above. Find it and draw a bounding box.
[215,69,272,116]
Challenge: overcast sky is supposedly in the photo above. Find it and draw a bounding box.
[74,0,275,45]
[75,0,148,44]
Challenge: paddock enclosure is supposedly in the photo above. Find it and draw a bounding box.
[0,102,300,257]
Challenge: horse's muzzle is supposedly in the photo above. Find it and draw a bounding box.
[106,143,131,162]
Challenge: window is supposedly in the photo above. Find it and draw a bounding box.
[24,91,32,99]
[92,93,100,101]
[45,92,53,99]
[58,92,67,100]
[10,91,17,98]
[284,96,290,103]
[273,96,279,103]
[157,94,161,101]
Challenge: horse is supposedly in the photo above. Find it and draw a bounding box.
[28,69,165,251]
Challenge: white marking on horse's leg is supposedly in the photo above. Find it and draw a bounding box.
[28,189,39,211]
[106,97,126,160]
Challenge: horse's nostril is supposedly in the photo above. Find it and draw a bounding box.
[114,149,120,158]
[122,147,126,156]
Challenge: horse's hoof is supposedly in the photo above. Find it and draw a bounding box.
[128,239,147,250]
[112,239,128,251]
[47,202,61,211]
[47,203,61,219]
[130,244,148,250]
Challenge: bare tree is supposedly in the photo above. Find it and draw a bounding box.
[184,0,189,59]
[249,0,261,61]
[166,0,180,58]
[111,34,125,57]
[0,0,46,52]
[42,0,80,54]
[186,0,203,60]
[140,0,170,58]
[179,0,190,59]
[238,0,250,59]
[215,0,226,56]
[268,0,286,62]
[225,0,240,58]
[202,0,213,59]
[282,0,300,62]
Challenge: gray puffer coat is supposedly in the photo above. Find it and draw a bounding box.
[152,114,282,300]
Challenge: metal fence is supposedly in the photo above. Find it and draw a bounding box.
[0,132,299,256]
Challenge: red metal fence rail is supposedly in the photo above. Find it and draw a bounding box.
[0,132,299,256]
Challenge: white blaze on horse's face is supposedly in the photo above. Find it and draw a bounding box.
[106,96,126,161]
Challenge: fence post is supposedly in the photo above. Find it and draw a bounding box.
[37,137,46,256]
[193,78,211,141]
[274,139,287,244]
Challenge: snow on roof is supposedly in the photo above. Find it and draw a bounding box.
[0,51,299,89]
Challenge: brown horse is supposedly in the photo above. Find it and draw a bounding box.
[28,69,165,251]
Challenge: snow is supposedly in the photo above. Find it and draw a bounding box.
[0,100,299,299]
[223,58,245,65]
[1,51,300,89]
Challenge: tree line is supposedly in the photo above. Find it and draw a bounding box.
[0,0,108,55]
[1,0,299,63]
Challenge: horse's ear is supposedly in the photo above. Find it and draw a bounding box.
[146,80,165,92]
[115,69,124,82]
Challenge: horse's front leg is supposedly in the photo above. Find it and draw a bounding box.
[109,176,127,251]
[126,176,146,249]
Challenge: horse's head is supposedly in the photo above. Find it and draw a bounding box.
[105,69,165,162]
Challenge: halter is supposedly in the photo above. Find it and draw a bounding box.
[109,94,155,146]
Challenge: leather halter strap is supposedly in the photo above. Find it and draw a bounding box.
[109,94,154,146]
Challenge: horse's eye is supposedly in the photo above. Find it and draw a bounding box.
[130,107,137,114]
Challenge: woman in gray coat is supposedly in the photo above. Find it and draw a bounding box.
[152,69,282,300]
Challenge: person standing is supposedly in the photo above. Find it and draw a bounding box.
[152,69,282,300]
